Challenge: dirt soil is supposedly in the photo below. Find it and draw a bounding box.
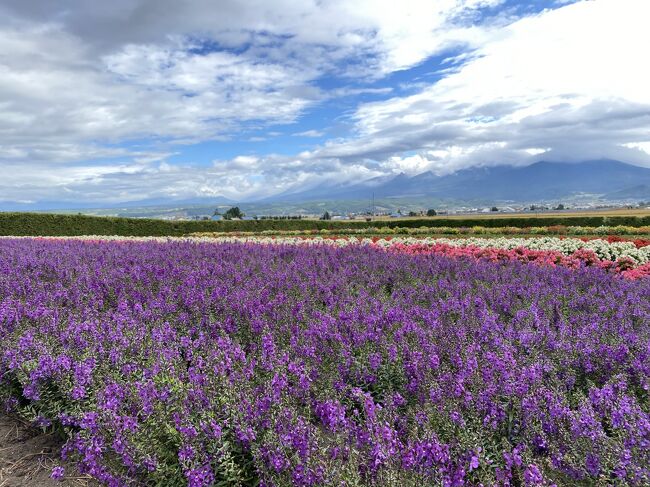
[0,414,97,487]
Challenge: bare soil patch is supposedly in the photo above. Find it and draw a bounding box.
[0,415,97,487]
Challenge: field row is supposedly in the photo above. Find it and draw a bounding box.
[7,234,650,278]
[204,236,650,279]
[193,224,650,237]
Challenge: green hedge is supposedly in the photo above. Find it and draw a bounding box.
[1,212,649,236]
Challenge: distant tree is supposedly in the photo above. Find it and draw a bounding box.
[491,206,499,212]
[529,205,536,211]
[408,211,418,217]
[321,211,331,220]
[426,209,437,216]
[555,203,565,210]
[223,207,244,220]
[212,208,221,216]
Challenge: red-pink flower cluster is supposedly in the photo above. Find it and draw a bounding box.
[386,243,647,279]
[581,236,650,248]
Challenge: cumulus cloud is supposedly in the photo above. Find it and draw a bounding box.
[295,0,650,178]
[0,0,649,204]
[293,130,325,138]
[0,0,510,203]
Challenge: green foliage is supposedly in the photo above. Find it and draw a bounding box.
[223,207,244,220]
[0,212,650,237]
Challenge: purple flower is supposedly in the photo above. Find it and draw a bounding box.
[178,444,195,462]
[524,464,544,485]
[469,452,480,471]
[185,464,215,487]
[586,452,600,476]
[0,238,647,486]
[51,466,65,481]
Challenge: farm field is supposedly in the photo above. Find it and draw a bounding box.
[363,207,650,222]
[191,223,650,239]
[5,1,650,486]
[191,235,650,279]
[0,235,649,486]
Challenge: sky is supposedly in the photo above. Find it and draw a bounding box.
[1,0,650,206]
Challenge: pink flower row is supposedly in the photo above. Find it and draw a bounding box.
[386,242,650,280]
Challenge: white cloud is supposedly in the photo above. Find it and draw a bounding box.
[306,0,650,175]
[293,130,325,138]
[624,142,650,155]
[0,0,499,162]
[0,0,648,204]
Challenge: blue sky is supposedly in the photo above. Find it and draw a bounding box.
[0,0,648,206]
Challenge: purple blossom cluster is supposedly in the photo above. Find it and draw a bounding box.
[0,238,649,486]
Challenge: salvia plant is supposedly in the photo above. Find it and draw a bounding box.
[0,238,648,486]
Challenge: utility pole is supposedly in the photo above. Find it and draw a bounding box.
[371,192,375,217]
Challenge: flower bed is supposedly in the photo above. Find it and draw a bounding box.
[384,242,650,279]
[1,238,649,486]
[191,224,650,238]
[6,234,650,278]
[198,235,650,276]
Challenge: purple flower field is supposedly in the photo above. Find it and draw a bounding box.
[0,238,649,486]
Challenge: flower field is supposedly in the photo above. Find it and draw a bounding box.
[193,224,650,238]
[1,237,649,486]
[196,235,650,279]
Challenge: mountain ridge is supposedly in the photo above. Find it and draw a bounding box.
[2,160,649,214]
[264,159,650,204]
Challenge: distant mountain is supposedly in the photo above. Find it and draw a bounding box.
[604,184,650,200]
[6,160,648,216]
[267,160,650,204]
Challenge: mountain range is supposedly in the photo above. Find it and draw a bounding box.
[3,160,649,216]
[266,160,650,204]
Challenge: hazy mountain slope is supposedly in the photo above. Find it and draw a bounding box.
[266,160,650,203]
